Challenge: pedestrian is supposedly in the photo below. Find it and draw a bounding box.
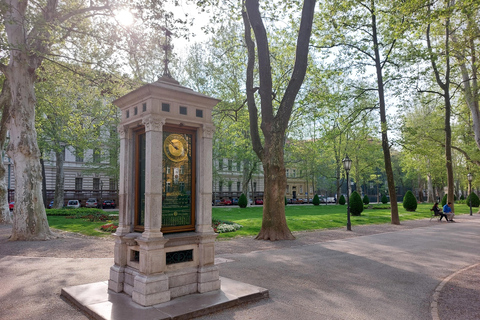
[442,202,455,222]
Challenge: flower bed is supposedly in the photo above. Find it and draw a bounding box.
[212,218,242,233]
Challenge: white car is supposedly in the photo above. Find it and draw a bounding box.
[85,198,98,208]
[66,200,81,209]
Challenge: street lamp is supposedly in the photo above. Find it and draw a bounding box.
[100,180,104,210]
[467,173,473,216]
[343,155,353,231]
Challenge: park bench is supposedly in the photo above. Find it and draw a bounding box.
[430,208,448,222]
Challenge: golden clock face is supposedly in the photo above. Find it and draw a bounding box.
[164,134,188,162]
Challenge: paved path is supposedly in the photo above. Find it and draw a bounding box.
[0,215,479,320]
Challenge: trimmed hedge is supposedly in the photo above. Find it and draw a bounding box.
[466,192,480,207]
[363,195,370,205]
[339,195,346,205]
[312,194,320,206]
[381,194,388,204]
[350,191,364,216]
[238,193,248,208]
[46,208,104,216]
[402,190,417,212]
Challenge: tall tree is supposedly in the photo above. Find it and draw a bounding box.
[0,0,179,240]
[313,0,406,224]
[241,0,316,240]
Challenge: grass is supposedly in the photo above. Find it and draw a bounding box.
[212,203,471,238]
[46,203,472,238]
[47,215,118,237]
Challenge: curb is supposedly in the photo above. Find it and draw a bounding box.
[431,262,480,320]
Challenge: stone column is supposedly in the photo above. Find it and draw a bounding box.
[141,115,165,239]
[115,124,131,236]
[196,123,215,234]
[109,124,132,293]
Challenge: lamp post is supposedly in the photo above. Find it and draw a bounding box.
[100,180,104,210]
[343,155,353,231]
[468,173,473,216]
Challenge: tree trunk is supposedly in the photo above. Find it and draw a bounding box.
[427,172,434,203]
[371,2,399,224]
[5,62,53,240]
[53,148,65,208]
[243,0,315,240]
[0,79,12,224]
[256,139,294,240]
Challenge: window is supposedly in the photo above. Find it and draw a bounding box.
[93,178,100,190]
[134,106,138,115]
[142,103,147,112]
[180,165,184,174]
[162,103,170,112]
[166,166,170,174]
[75,149,84,162]
[179,106,187,115]
[228,159,232,171]
[286,169,289,177]
[93,149,101,163]
[75,177,83,190]
[219,181,223,192]
[109,178,117,190]
[236,162,241,172]
[218,159,223,170]
[300,186,303,193]
[166,181,171,192]
[253,182,257,192]
[196,109,203,118]
[286,185,290,193]
[293,169,296,178]
[126,110,130,118]
[237,181,241,192]
[228,181,232,192]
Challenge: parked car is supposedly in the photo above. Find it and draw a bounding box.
[9,201,14,210]
[66,200,81,209]
[85,198,99,208]
[232,198,239,205]
[255,199,263,205]
[102,199,116,209]
[218,199,232,206]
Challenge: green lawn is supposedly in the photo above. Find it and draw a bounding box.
[212,203,471,238]
[47,203,471,238]
[47,216,117,237]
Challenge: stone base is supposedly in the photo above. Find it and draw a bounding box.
[61,277,268,320]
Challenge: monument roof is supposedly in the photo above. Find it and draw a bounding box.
[113,75,220,109]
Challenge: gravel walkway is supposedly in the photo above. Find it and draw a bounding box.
[1,217,478,319]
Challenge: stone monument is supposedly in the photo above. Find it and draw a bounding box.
[108,75,221,306]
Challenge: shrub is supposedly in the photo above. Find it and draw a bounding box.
[238,193,248,208]
[402,190,417,212]
[381,194,388,204]
[339,195,346,205]
[47,208,103,216]
[350,191,364,216]
[441,194,458,206]
[466,192,480,207]
[441,194,447,206]
[460,195,465,200]
[312,194,320,206]
[363,195,370,205]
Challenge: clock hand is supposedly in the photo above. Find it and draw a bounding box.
[170,141,179,150]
